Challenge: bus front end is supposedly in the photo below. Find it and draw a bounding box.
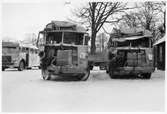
[107,47,154,79]
[40,44,90,81]
[107,31,155,79]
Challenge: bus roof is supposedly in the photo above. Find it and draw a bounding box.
[114,47,149,50]
[112,35,151,42]
[40,30,87,34]
[20,44,38,49]
[50,21,76,27]
[44,21,87,33]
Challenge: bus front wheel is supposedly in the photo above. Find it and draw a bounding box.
[18,61,25,71]
[2,67,5,71]
[142,73,151,79]
[41,69,51,80]
[78,69,90,81]
[109,70,117,79]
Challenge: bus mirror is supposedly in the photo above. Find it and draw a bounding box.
[85,36,90,45]
[39,51,45,58]
[85,36,90,41]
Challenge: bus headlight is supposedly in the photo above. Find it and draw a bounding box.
[39,51,45,59]
[148,54,153,60]
[80,52,87,59]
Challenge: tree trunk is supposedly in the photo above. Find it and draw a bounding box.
[90,2,97,54]
[145,22,151,31]
[91,30,97,54]
[164,11,166,32]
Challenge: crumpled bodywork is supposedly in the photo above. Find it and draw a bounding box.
[40,45,88,76]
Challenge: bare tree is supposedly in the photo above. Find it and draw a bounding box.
[118,1,165,34]
[118,12,140,30]
[74,2,130,54]
[135,2,165,31]
[154,1,166,33]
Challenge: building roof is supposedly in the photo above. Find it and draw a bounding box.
[153,35,165,46]
[2,41,38,49]
[2,41,19,47]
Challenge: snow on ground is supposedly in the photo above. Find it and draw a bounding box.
[2,67,165,112]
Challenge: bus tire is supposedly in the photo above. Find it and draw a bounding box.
[143,73,151,79]
[99,66,105,70]
[27,67,32,70]
[109,71,117,79]
[38,66,41,69]
[18,61,25,71]
[79,69,90,81]
[106,69,109,74]
[2,67,5,71]
[89,65,93,70]
[41,69,51,80]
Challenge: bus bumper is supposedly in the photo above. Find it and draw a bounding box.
[2,62,18,68]
[47,65,87,76]
[112,67,154,75]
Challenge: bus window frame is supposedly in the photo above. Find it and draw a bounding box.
[63,32,84,45]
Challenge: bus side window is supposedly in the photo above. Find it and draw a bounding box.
[24,48,26,52]
[30,49,33,53]
[22,47,25,52]
[19,47,21,51]
[33,49,35,54]
[26,48,29,53]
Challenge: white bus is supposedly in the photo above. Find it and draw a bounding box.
[2,41,40,71]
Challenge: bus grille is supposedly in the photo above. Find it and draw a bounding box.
[57,50,72,66]
[2,56,12,63]
[72,49,78,65]
[56,49,78,66]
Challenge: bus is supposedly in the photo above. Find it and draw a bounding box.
[107,30,155,79]
[2,41,40,71]
[37,21,90,81]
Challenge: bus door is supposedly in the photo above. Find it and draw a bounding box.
[25,48,29,67]
[28,48,39,67]
[34,49,40,67]
[28,48,33,67]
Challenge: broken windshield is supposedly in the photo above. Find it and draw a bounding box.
[46,32,62,44]
[63,32,84,45]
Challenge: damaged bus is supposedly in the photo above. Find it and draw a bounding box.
[37,21,90,81]
[107,30,155,79]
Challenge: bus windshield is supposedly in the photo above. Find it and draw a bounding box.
[115,37,151,48]
[131,37,150,47]
[63,32,84,45]
[46,32,62,44]
[2,46,19,54]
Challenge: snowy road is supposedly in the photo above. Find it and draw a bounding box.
[2,68,165,112]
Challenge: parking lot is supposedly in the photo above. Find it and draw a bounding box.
[2,67,165,112]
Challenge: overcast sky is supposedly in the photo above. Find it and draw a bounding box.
[2,0,162,41]
[2,0,85,41]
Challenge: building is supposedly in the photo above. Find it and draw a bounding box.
[96,33,108,52]
[153,36,165,70]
